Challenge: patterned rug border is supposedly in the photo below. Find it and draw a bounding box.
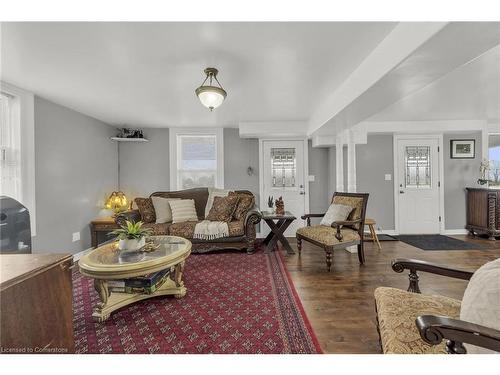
[272,249,323,354]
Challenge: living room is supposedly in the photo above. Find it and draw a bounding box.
[1,1,500,373]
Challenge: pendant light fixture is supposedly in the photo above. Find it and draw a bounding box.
[195,67,227,111]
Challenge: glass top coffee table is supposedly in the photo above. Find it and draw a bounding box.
[79,235,191,322]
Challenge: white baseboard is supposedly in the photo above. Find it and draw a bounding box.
[444,229,469,235]
[373,229,397,236]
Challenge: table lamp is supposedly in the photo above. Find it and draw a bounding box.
[105,191,129,215]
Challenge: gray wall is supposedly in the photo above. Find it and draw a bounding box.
[443,132,482,230]
[33,97,118,254]
[356,134,395,231]
[308,141,330,223]
[223,128,260,201]
[119,128,170,198]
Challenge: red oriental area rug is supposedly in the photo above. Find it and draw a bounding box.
[73,247,322,354]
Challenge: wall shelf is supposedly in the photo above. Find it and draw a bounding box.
[111,137,149,142]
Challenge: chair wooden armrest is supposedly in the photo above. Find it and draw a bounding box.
[391,258,474,293]
[301,213,326,226]
[416,315,500,353]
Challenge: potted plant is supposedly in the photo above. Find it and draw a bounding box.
[109,220,152,251]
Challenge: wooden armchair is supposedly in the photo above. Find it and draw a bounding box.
[296,192,369,272]
[374,258,500,354]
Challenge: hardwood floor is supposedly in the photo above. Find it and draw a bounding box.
[280,235,500,354]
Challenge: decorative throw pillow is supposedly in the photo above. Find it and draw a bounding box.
[206,195,240,222]
[460,257,500,354]
[320,203,354,226]
[134,197,156,223]
[169,199,199,224]
[151,196,180,224]
[205,188,231,217]
[228,191,255,220]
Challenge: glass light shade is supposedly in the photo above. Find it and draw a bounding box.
[105,191,129,214]
[195,86,226,111]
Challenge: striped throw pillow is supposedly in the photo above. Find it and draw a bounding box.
[169,199,199,224]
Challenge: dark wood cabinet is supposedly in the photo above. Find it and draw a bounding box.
[466,188,500,240]
[0,253,74,353]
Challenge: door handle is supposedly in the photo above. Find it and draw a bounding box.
[299,191,306,195]
[399,190,405,194]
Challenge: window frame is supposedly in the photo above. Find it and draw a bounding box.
[1,82,36,236]
[169,128,224,191]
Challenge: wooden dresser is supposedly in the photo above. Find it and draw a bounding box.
[0,253,74,353]
[466,187,500,240]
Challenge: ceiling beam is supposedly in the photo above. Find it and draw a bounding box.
[307,22,447,135]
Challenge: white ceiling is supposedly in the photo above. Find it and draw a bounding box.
[0,22,396,128]
[368,43,500,122]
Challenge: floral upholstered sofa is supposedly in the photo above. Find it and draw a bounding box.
[115,188,261,254]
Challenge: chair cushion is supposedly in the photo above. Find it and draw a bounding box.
[134,197,156,223]
[332,195,364,230]
[206,195,240,222]
[169,199,199,223]
[169,220,245,239]
[320,203,354,226]
[460,257,500,354]
[296,225,360,247]
[374,287,461,354]
[141,223,171,236]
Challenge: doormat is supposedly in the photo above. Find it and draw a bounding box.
[395,234,486,251]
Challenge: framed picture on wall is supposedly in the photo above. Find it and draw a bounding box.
[450,139,475,159]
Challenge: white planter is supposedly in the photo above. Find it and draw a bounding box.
[118,237,146,251]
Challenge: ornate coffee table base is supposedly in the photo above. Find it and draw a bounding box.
[92,262,186,322]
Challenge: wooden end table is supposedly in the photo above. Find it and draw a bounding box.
[90,216,120,248]
[78,235,191,322]
[261,211,296,255]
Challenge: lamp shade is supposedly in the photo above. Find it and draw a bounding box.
[195,68,227,111]
[105,191,129,214]
[195,86,226,111]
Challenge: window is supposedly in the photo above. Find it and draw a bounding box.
[488,135,500,188]
[0,92,22,200]
[169,128,224,190]
[0,82,36,235]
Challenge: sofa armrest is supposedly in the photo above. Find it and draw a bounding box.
[416,315,500,354]
[392,258,474,293]
[244,208,262,254]
[115,209,141,227]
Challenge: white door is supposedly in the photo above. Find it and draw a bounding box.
[397,137,441,234]
[262,140,306,236]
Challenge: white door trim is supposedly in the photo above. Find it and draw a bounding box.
[258,138,309,237]
[393,134,445,235]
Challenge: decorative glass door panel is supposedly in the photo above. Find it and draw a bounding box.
[405,146,431,189]
[271,148,296,188]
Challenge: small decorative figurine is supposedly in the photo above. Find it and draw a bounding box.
[478,158,490,186]
[275,196,285,215]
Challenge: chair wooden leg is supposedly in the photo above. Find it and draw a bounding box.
[357,242,365,265]
[296,237,302,255]
[325,250,333,272]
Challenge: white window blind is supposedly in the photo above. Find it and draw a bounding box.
[0,92,22,201]
[177,134,218,189]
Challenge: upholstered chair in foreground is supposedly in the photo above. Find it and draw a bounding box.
[296,192,369,272]
[375,258,500,354]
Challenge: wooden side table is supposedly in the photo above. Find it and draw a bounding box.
[90,217,120,248]
[261,211,296,255]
